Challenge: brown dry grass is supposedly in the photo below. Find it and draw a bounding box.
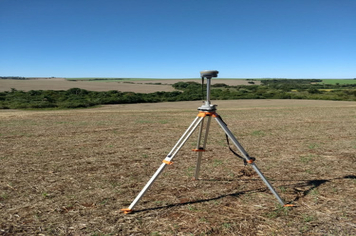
[0,100,355,235]
[0,78,257,93]
[0,78,175,93]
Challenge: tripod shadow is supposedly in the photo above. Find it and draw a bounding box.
[132,175,355,214]
[133,186,267,213]
[286,174,355,202]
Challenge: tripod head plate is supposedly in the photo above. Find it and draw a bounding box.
[198,102,217,111]
[200,70,219,78]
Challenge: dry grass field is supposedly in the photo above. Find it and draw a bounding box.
[0,78,258,93]
[0,99,355,235]
[0,78,175,93]
[125,79,261,86]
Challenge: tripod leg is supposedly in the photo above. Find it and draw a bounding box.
[194,115,212,180]
[122,115,205,213]
[213,115,285,206]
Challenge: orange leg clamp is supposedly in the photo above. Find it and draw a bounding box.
[192,148,205,152]
[121,208,133,214]
[247,159,254,164]
[197,111,217,117]
[162,160,173,165]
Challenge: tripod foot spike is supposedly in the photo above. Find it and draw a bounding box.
[121,208,133,214]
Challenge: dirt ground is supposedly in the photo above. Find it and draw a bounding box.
[0,78,258,93]
[0,99,355,235]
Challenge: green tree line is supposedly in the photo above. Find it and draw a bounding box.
[0,80,355,109]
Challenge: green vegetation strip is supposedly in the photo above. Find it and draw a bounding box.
[0,80,355,109]
[321,79,356,85]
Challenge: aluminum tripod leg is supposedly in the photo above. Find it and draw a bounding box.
[121,115,205,213]
[213,115,285,206]
[194,115,212,180]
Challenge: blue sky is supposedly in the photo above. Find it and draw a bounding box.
[1,0,355,78]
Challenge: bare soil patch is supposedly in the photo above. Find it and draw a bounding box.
[0,100,355,235]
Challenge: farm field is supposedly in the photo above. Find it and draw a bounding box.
[0,78,175,93]
[0,78,258,93]
[0,99,355,235]
[321,79,356,85]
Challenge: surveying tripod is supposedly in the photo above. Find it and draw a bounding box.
[122,70,291,214]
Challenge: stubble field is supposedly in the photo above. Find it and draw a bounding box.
[0,99,355,235]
